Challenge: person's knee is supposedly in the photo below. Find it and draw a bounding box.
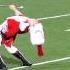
[5,45,18,53]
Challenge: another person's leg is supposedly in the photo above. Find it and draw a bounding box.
[0,56,7,70]
[0,35,7,70]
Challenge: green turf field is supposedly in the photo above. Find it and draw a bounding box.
[0,0,70,70]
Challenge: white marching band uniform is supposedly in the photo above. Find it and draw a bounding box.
[0,16,45,53]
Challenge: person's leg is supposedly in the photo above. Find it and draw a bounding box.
[29,23,45,57]
[12,50,32,66]
[0,35,7,69]
[4,44,32,66]
[2,31,32,66]
[0,56,7,70]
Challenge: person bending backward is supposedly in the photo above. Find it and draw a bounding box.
[0,5,45,66]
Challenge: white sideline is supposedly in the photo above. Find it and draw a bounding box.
[37,13,70,20]
[9,56,70,70]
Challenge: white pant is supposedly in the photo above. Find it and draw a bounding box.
[4,45,18,53]
[29,23,45,45]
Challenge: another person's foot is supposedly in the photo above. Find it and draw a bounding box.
[0,63,7,70]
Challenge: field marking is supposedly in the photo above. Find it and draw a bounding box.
[37,13,70,20]
[9,56,70,70]
[64,29,70,31]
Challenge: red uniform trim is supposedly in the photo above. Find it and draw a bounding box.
[5,19,20,38]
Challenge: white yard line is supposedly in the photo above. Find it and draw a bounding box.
[9,56,70,70]
[64,29,70,31]
[37,13,70,20]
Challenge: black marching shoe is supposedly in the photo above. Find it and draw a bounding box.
[0,62,7,70]
[13,51,32,67]
[23,61,32,66]
[0,64,7,70]
[0,57,7,70]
